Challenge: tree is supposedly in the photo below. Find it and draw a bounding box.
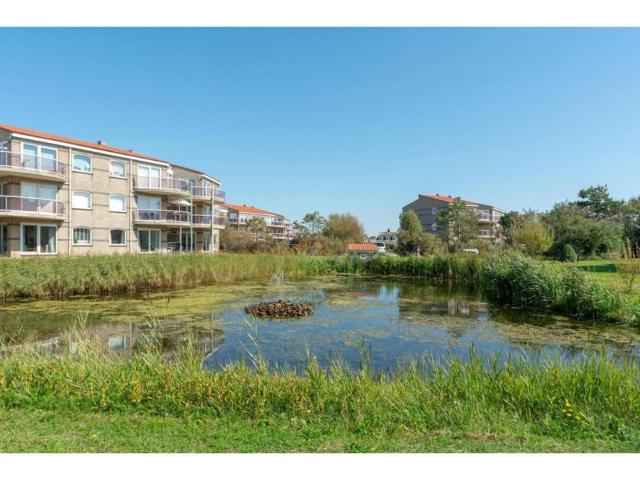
[322,213,366,244]
[622,197,640,255]
[436,199,479,247]
[561,244,578,263]
[545,202,623,260]
[246,217,268,241]
[397,210,446,255]
[510,213,554,256]
[577,185,624,218]
[302,211,326,235]
[499,210,519,244]
[397,210,426,255]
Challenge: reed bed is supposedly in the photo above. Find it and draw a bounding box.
[0,334,639,442]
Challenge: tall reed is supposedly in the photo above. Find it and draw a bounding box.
[0,334,639,441]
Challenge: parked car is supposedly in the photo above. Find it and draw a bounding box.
[461,247,480,255]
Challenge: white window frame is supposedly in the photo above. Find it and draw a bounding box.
[72,190,92,210]
[20,223,58,255]
[431,223,438,231]
[72,227,92,246]
[109,160,126,179]
[21,142,59,165]
[138,228,161,253]
[109,194,126,213]
[72,153,93,174]
[109,229,127,246]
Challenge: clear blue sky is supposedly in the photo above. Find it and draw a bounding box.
[1,28,639,234]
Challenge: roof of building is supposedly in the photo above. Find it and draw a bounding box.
[223,203,281,216]
[0,123,166,163]
[170,162,221,184]
[418,194,478,206]
[347,243,379,252]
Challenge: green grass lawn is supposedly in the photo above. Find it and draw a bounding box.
[575,259,640,301]
[1,408,637,453]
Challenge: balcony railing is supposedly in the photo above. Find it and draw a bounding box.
[0,195,65,217]
[190,186,226,202]
[213,214,225,226]
[132,209,190,224]
[133,176,191,194]
[192,214,212,225]
[213,189,225,201]
[0,151,66,177]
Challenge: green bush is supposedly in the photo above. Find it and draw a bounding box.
[562,244,578,263]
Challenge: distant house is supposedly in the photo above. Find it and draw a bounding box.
[347,243,379,256]
[402,194,504,243]
[373,230,398,249]
[224,203,294,241]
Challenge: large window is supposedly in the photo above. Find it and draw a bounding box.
[138,229,160,252]
[21,143,58,170]
[21,182,57,200]
[21,224,57,254]
[137,195,161,211]
[110,229,126,246]
[137,165,161,188]
[109,194,126,212]
[72,191,92,209]
[72,227,91,245]
[73,154,92,173]
[110,160,126,178]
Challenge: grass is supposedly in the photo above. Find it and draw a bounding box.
[2,408,638,452]
[577,259,640,302]
[1,251,639,324]
[1,332,640,452]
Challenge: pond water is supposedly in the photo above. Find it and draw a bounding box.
[1,276,640,371]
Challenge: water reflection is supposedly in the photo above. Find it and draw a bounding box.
[1,277,639,371]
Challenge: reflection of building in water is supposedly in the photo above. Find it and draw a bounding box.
[8,321,224,359]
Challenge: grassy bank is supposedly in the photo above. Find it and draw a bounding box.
[1,252,638,324]
[0,339,639,452]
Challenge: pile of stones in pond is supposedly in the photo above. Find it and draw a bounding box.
[245,300,315,318]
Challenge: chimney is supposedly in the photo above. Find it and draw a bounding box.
[436,193,440,196]
[97,140,107,145]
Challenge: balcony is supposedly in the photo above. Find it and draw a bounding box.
[0,151,66,182]
[192,214,212,226]
[132,209,190,227]
[133,176,191,197]
[190,186,226,203]
[0,195,65,220]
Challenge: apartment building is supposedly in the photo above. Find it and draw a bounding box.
[0,124,225,257]
[402,194,503,243]
[224,203,294,241]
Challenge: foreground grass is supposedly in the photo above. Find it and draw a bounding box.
[1,336,639,452]
[2,408,638,452]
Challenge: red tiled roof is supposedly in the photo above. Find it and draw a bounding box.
[347,243,378,252]
[419,194,477,206]
[223,203,280,216]
[0,123,166,163]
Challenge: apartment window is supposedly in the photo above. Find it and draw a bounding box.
[108,334,129,351]
[431,223,438,231]
[432,207,438,214]
[73,154,92,173]
[203,233,211,251]
[109,194,126,212]
[21,224,57,254]
[21,182,57,200]
[110,229,126,246]
[21,143,58,170]
[72,227,92,245]
[138,229,160,252]
[72,191,92,209]
[137,165,161,188]
[110,160,126,178]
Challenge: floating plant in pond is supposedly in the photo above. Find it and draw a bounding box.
[244,300,315,318]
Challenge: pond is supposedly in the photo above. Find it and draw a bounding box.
[1,276,640,371]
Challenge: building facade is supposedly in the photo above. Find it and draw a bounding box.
[0,124,225,257]
[402,194,503,243]
[224,203,293,241]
